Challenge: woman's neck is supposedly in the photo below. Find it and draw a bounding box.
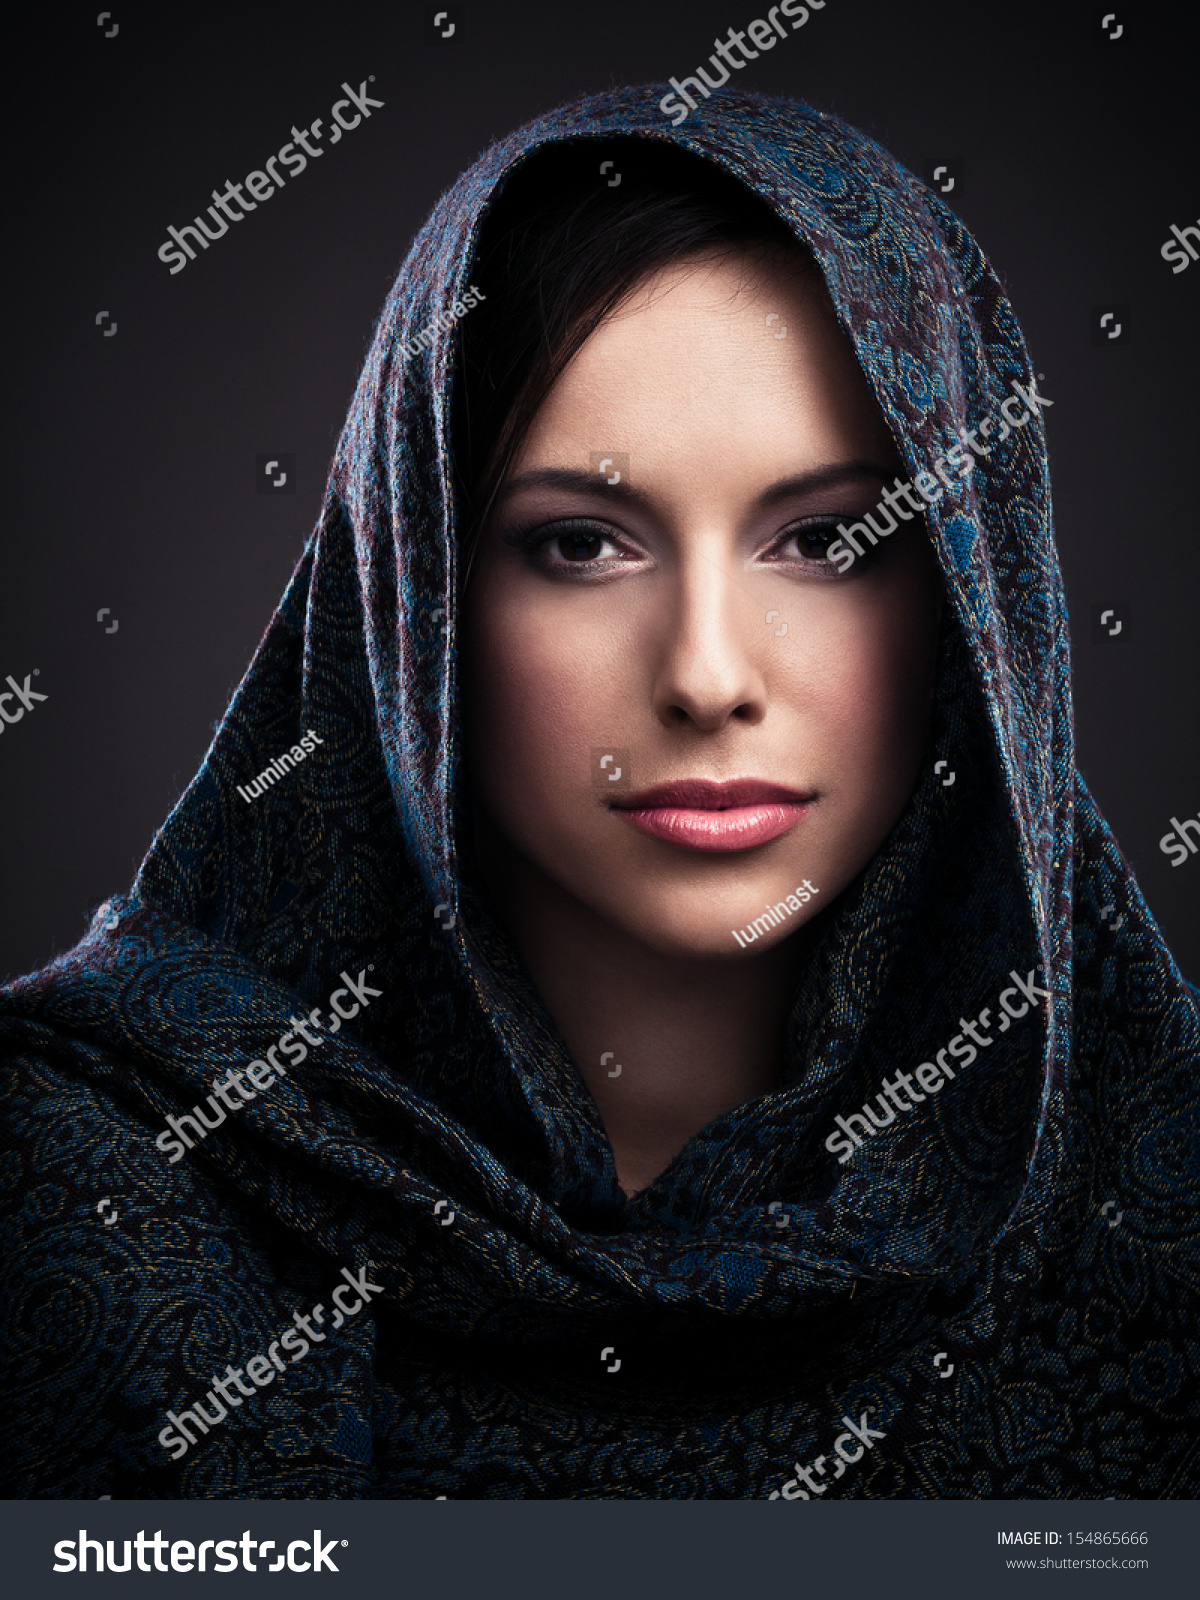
[473,819,800,1198]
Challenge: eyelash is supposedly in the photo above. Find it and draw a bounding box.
[505,516,881,578]
[507,518,627,577]
[767,517,883,573]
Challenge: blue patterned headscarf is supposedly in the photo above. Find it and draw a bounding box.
[2,85,1197,1499]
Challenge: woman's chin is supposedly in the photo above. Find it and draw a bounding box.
[600,905,814,963]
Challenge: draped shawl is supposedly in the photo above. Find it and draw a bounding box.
[2,85,1197,1499]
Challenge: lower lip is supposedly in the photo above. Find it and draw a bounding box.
[615,802,810,852]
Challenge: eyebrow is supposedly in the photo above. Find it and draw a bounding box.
[498,460,899,511]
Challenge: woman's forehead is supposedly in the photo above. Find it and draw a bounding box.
[510,249,894,481]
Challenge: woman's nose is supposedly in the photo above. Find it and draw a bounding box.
[650,553,768,732]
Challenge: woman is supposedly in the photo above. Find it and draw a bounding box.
[1,85,1196,1500]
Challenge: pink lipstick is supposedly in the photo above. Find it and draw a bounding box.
[612,778,815,853]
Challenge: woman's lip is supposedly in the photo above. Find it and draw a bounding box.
[615,778,815,810]
[616,801,811,852]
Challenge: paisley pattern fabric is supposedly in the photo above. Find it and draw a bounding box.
[1,85,1197,1500]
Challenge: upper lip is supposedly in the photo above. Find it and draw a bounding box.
[612,778,816,810]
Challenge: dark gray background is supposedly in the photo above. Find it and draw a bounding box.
[0,1498,1185,1597]
[3,0,1197,981]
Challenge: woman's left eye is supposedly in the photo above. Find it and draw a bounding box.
[768,518,876,572]
[786,523,841,561]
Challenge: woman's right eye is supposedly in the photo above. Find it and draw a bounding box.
[507,518,637,577]
[504,513,885,581]
[552,528,610,562]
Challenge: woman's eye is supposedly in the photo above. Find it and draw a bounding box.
[790,524,840,561]
[772,519,879,572]
[528,520,631,570]
[554,529,608,562]
[499,516,635,577]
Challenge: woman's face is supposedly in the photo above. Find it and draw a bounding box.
[462,247,942,960]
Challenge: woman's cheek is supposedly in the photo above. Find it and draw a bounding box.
[778,583,935,852]
[469,600,622,829]
[838,590,938,801]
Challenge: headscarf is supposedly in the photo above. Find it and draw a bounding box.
[2,84,1197,1500]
